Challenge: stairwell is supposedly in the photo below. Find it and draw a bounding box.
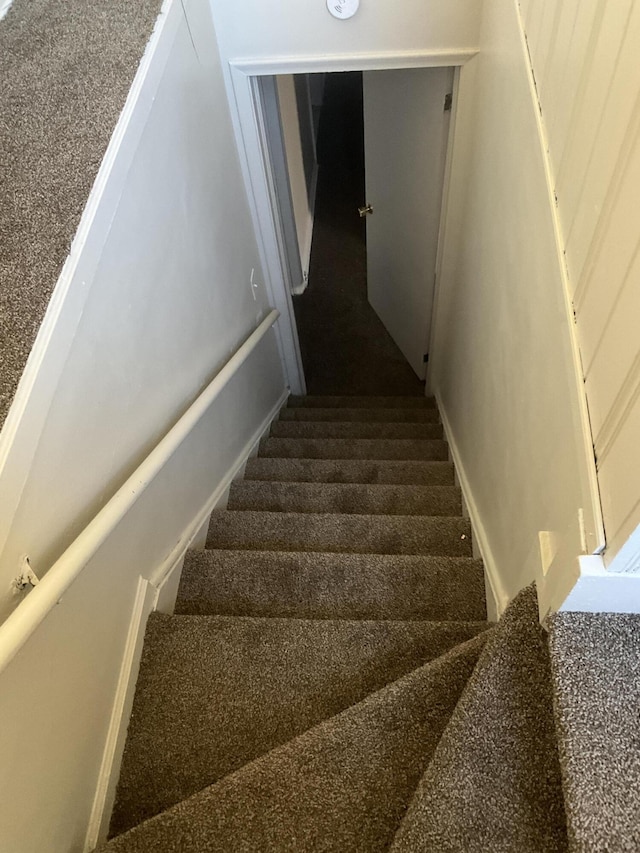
[99,394,570,851]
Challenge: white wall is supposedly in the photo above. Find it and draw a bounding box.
[210,0,481,63]
[277,75,317,287]
[431,0,604,613]
[0,0,285,848]
[518,0,640,569]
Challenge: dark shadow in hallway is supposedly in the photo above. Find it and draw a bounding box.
[293,72,425,397]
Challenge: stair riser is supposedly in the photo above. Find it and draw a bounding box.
[259,438,449,461]
[176,551,487,621]
[270,422,443,440]
[278,407,440,423]
[288,395,436,409]
[228,482,461,516]
[244,458,455,486]
[206,512,472,557]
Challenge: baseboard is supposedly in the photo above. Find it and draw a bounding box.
[83,386,289,847]
[436,392,510,618]
[84,577,157,852]
[147,386,289,591]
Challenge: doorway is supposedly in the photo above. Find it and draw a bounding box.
[271,68,454,396]
[230,56,461,395]
[292,72,425,396]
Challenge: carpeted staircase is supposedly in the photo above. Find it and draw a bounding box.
[100,394,585,851]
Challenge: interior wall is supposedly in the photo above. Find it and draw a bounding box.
[432,0,603,609]
[0,0,279,622]
[518,0,640,566]
[208,0,482,62]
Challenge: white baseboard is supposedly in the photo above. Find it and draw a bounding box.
[436,392,510,619]
[84,577,157,851]
[84,386,288,848]
[147,387,289,593]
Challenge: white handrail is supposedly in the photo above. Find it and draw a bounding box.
[0,309,280,673]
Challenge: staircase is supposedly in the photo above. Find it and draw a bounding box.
[100,394,569,851]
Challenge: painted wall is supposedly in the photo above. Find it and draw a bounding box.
[209,0,481,63]
[431,0,603,611]
[0,0,285,848]
[518,0,640,567]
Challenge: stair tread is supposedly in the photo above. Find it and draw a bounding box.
[109,614,488,838]
[391,586,567,853]
[206,510,472,556]
[244,457,454,485]
[259,436,449,460]
[547,611,640,853]
[278,406,440,423]
[227,480,461,516]
[288,395,436,408]
[176,550,486,621]
[270,421,443,439]
[103,634,488,852]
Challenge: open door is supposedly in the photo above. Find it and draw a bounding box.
[363,67,454,378]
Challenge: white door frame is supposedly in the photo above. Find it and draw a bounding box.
[227,50,477,394]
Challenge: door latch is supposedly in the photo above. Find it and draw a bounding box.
[358,203,373,217]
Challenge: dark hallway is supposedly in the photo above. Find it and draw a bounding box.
[293,72,425,397]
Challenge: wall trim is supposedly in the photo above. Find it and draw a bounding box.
[230,49,478,77]
[559,554,640,613]
[515,0,605,556]
[593,347,640,466]
[436,391,510,617]
[84,576,156,852]
[83,384,288,849]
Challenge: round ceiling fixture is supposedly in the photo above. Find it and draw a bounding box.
[327,0,359,20]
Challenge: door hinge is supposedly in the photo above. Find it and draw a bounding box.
[423,353,429,363]
[444,93,453,112]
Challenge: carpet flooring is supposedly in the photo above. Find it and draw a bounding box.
[0,0,160,429]
[548,611,640,853]
[100,395,586,852]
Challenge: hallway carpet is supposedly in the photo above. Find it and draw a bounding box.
[293,73,424,397]
[101,395,571,852]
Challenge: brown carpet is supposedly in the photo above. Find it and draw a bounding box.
[0,0,160,428]
[548,611,640,853]
[391,586,568,852]
[103,635,489,852]
[176,551,487,621]
[110,615,488,836]
[101,396,581,852]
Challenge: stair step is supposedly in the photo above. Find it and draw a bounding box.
[176,551,486,621]
[270,420,443,439]
[109,614,488,838]
[206,511,472,556]
[244,457,455,485]
[288,395,435,409]
[548,610,640,853]
[278,406,440,423]
[103,634,489,853]
[259,437,448,461]
[391,586,566,852]
[228,481,461,516]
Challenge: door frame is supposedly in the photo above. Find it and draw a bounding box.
[227,50,477,394]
